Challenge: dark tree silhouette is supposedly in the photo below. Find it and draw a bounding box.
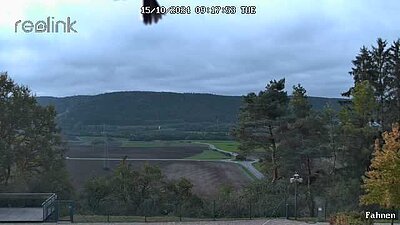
[142,0,163,25]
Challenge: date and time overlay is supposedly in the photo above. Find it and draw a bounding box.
[141,5,257,15]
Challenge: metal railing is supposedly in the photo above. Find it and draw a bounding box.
[41,193,57,221]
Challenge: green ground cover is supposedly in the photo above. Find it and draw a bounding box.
[187,150,230,160]
[196,140,240,153]
[121,140,198,148]
[253,162,263,174]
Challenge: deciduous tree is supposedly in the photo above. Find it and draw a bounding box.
[360,123,400,224]
[360,123,400,209]
[0,73,71,197]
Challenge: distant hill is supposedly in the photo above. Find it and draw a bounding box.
[36,91,344,138]
[37,92,242,126]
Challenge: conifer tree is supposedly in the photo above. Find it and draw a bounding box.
[232,79,289,182]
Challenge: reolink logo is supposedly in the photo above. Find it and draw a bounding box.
[15,17,77,33]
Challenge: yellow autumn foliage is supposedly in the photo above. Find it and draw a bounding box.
[360,123,400,208]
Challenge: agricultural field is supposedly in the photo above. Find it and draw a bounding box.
[66,160,251,197]
[65,137,252,197]
[66,145,204,159]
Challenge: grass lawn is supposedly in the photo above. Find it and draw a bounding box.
[187,150,231,160]
[196,140,240,153]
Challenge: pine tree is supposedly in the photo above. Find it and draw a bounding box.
[280,84,328,216]
[344,39,394,128]
[339,80,378,178]
[388,40,400,124]
[370,38,391,127]
[232,79,289,182]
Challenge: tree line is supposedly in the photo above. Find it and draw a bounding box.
[232,38,400,217]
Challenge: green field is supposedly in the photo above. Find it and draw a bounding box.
[70,137,202,148]
[196,140,240,153]
[70,137,268,154]
[187,150,231,160]
[120,140,198,148]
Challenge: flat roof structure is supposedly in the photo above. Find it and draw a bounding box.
[0,208,44,222]
[0,193,57,222]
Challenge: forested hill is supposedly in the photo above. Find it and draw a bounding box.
[36,91,343,127]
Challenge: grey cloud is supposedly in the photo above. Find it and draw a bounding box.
[1,0,400,97]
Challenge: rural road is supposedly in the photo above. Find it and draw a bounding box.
[230,160,265,180]
[195,142,239,158]
[195,142,265,180]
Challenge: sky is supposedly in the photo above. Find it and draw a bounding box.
[0,0,399,98]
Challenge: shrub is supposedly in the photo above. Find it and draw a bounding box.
[235,154,246,161]
[329,212,373,225]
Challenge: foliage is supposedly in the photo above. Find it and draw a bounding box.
[82,160,202,216]
[232,79,289,182]
[360,123,400,208]
[280,84,329,216]
[344,38,400,129]
[339,80,379,178]
[38,92,242,128]
[0,72,72,197]
[329,212,373,225]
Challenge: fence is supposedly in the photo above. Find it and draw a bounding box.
[72,197,290,223]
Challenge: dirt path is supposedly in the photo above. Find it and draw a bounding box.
[194,142,265,180]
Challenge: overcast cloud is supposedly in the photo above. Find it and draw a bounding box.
[0,0,399,97]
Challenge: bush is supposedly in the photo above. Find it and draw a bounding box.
[235,154,246,161]
[329,212,373,225]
